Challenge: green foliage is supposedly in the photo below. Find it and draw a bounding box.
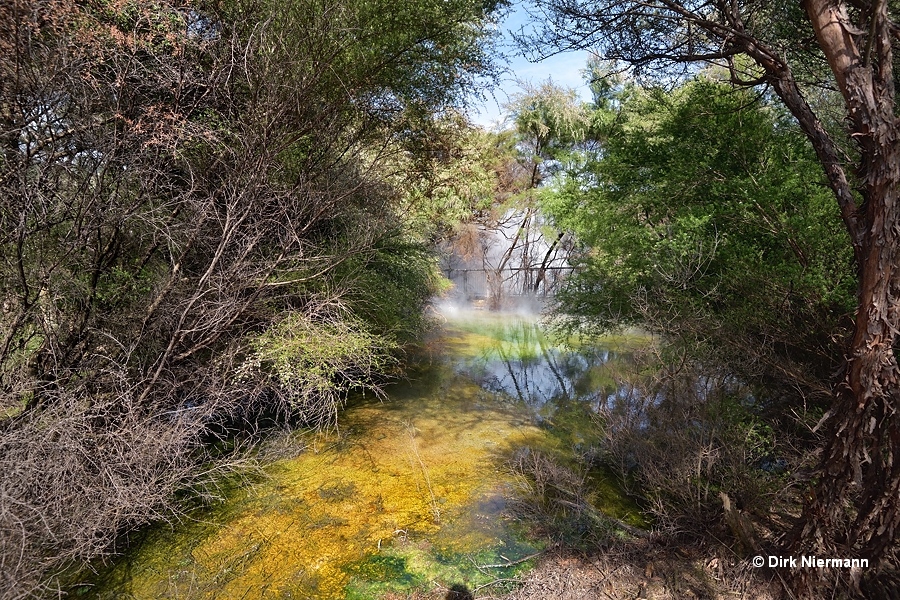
[214,0,507,140]
[0,0,507,594]
[506,80,594,184]
[510,82,591,152]
[398,117,504,244]
[341,237,445,343]
[93,267,154,310]
[241,311,399,420]
[546,78,854,394]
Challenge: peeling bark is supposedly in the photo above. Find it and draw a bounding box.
[532,0,900,592]
[787,0,900,582]
[705,0,900,577]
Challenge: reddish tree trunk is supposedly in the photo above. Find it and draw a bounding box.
[729,0,900,589]
[789,0,900,589]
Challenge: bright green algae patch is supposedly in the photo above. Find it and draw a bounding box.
[84,312,645,599]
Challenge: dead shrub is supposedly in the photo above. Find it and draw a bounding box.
[507,447,632,549]
[0,375,258,600]
[598,365,796,544]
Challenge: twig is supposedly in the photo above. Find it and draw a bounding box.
[472,577,524,594]
[406,423,440,523]
[474,550,545,569]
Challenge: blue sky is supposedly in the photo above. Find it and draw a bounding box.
[468,3,594,129]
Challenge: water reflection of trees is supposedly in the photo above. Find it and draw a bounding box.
[454,319,629,411]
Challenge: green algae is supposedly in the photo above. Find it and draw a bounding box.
[343,537,541,600]
[82,311,645,599]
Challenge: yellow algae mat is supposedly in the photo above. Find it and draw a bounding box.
[85,314,644,599]
[93,381,547,599]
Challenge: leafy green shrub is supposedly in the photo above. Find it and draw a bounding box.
[238,311,399,425]
[546,78,854,405]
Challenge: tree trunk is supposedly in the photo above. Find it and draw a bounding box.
[732,0,900,590]
[789,1,900,591]
[533,231,564,294]
[528,0,900,592]
[797,140,900,562]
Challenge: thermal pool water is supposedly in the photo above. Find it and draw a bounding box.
[82,312,645,599]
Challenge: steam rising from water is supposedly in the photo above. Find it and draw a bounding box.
[438,208,572,312]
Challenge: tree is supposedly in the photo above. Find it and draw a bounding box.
[544,77,857,539]
[505,82,590,296]
[444,83,588,308]
[548,78,853,364]
[522,0,900,594]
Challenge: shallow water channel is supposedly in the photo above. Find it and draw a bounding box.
[86,311,644,599]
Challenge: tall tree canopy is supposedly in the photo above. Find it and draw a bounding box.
[522,0,900,595]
